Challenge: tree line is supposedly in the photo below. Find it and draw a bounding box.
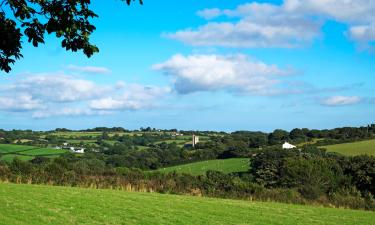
[0,145,374,211]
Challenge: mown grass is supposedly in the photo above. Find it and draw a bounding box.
[323,139,375,156]
[0,183,374,225]
[156,158,250,176]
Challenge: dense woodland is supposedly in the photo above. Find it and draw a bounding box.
[0,125,374,210]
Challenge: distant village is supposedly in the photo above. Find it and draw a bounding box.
[54,133,295,155]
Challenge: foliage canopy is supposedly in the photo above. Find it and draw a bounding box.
[0,0,142,72]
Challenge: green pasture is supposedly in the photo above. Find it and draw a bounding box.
[0,144,69,162]
[322,139,375,156]
[0,144,38,154]
[157,158,250,176]
[0,183,374,225]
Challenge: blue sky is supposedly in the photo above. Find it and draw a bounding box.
[1,0,375,131]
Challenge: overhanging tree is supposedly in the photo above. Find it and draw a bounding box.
[0,0,142,73]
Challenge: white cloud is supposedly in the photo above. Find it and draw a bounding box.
[9,74,105,102]
[153,54,292,95]
[167,1,375,48]
[349,24,375,42]
[90,84,171,110]
[66,65,111,74]
[32,108,98,119]
[197,8,222,20]
[0,73,170,118]
[0,94,42,111]
[284,0,375,23]
[166,2,320,48]
[320,96,362,106]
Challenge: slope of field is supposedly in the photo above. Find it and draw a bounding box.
[0,183,373,225]
[157,158,250,176]
[0,144,37,154]
[0,144,68,162]
[323,139,375,156]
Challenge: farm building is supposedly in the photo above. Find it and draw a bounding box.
[282,142,296,149]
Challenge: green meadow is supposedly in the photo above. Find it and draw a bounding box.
[0,183,374,225]
[0,144,68,162]
[157,158,250,175]
[0,144,37,154]
[323,139,375,156]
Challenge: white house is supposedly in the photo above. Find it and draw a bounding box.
[68,146,85,154]
[282,142,296,149]
[73,148,85,154]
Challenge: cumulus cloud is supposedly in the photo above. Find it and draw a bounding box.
[7,74,105,102]
[32,108,98,119]
[320,96,362,106]
[349,24,375,42]
[0,94,42,111]
[66,65,111,74]
[153,54,293,95]
[90,84,171,110]
[166,2,320,48]
[284,0,375,23]
[196,8,222,20]
[0,73,170,118]
[166,1,375,49]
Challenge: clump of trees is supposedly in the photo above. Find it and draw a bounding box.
[250,147,375,209]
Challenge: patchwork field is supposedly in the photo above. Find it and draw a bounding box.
[0,144,68,162]
[157,158,250,176]
[323,139,375,156]
[0,183,374,225]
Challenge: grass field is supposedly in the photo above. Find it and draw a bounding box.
[0,183,374,225]
[0,144,69,162]
[157,158,250,176]
[0,144,37,154]
[323,139,375,156]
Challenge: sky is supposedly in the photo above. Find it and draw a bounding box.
[1,0,375,132]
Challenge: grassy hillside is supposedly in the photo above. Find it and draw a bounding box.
[0,144,68,162]
[323,139,375,156]
[0,144,37,154]
[0,183,374,225]
[157,158,250,176]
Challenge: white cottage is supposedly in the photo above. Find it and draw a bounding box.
[282,142,296,149]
